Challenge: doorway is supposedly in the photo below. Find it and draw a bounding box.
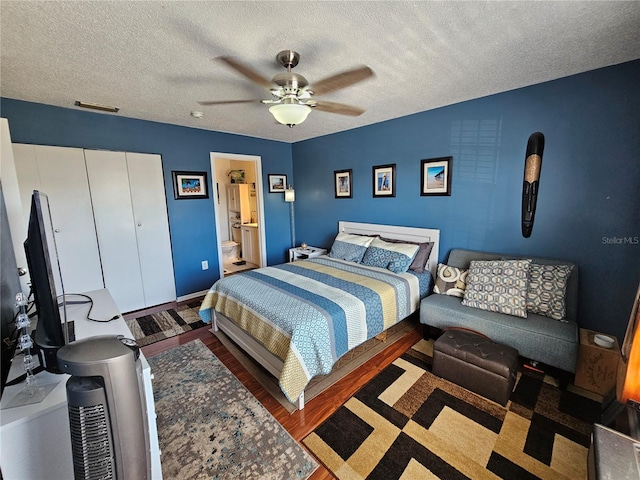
[210,152,265,279]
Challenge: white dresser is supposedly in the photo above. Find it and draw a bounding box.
[0,289,162,479]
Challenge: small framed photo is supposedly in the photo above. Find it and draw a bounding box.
[420,157,452,196]
[334,169,353,198]
[372,164,396,198]
[268,174,287,193]
[172,171,209,200]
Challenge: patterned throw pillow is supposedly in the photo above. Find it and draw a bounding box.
[380,237,434,274]
[328,233,374,263]
[433,263,469,297]
[361,237,420,273]
[462,259,531,318]
[527,263,573,320]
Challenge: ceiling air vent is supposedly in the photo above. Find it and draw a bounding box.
[74,101,119,113]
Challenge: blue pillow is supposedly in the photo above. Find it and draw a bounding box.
[361,237,419,273]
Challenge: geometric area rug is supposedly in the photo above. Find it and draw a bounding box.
[125,302,207,347]
[147,339,318,479]
[304,339,600,480]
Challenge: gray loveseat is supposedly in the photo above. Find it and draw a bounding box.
[420,248,579,375]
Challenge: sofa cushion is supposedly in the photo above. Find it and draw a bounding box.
[433,263,468,297]
[328,232,374,263]
[527,263,574,320]
[361,237,419,273]
[462,259,531,318]
[419,293,578,373]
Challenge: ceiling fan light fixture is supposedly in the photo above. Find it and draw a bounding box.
[269,103,311,127]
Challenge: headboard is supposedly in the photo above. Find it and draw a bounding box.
[338,221,440,278]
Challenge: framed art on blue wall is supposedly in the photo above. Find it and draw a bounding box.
[420,157,452,196]
[172,171,209,199]
[334,169,352,198]
[268,174,287,193]
[372,164,395,198]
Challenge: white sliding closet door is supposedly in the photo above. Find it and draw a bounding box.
[12,144,104,294]
[125,152,176,308]
[84,150,145,312]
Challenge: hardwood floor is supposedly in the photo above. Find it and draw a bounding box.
[141,325,423,480]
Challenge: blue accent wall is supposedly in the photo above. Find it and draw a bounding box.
[3,59,638,341]
[292,60,640,341]
[0,99,293,297]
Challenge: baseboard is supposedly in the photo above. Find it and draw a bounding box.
[177,290,209,303]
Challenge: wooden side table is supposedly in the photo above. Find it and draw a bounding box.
[288,246,327,262]
[575,328,621,396]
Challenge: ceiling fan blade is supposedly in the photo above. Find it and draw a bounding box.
[216,56,274,89]
[198,99,263,106]
[309,66,375,96]
[308,100,365,116]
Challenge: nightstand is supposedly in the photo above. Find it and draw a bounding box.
[289,246,327,262]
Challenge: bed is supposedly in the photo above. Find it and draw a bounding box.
[199,221,440,409]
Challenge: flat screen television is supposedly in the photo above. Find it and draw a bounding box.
[23,190,70,374]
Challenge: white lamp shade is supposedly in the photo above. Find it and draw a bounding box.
[269,104,312,126]
[284,188,295,202]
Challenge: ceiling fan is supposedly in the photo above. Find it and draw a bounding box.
[198,50,375,127]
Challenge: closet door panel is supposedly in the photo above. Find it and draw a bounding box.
[84,150,144,313]
[13,145,104,294]
[2,123,30,296]
[12,144,40,224]
[126,152,176,307]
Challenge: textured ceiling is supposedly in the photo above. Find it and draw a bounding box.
[1,1,639,143]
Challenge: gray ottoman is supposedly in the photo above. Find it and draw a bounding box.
[433,329,519,406]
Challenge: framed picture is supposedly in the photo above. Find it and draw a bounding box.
[420,157,452,196]
[334,169,353,198]
[172,171,209,199]
[268,174,287,193]
[372,164,396,198]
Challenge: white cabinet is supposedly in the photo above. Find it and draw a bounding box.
[12,145,176,313]
[241,225,259,265]
[84,150,176,313]
[227,184,250,223]
[12,145,105,294]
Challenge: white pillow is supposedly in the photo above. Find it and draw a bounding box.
[328,233,374,263]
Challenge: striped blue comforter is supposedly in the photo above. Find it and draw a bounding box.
[199,256,423,402]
